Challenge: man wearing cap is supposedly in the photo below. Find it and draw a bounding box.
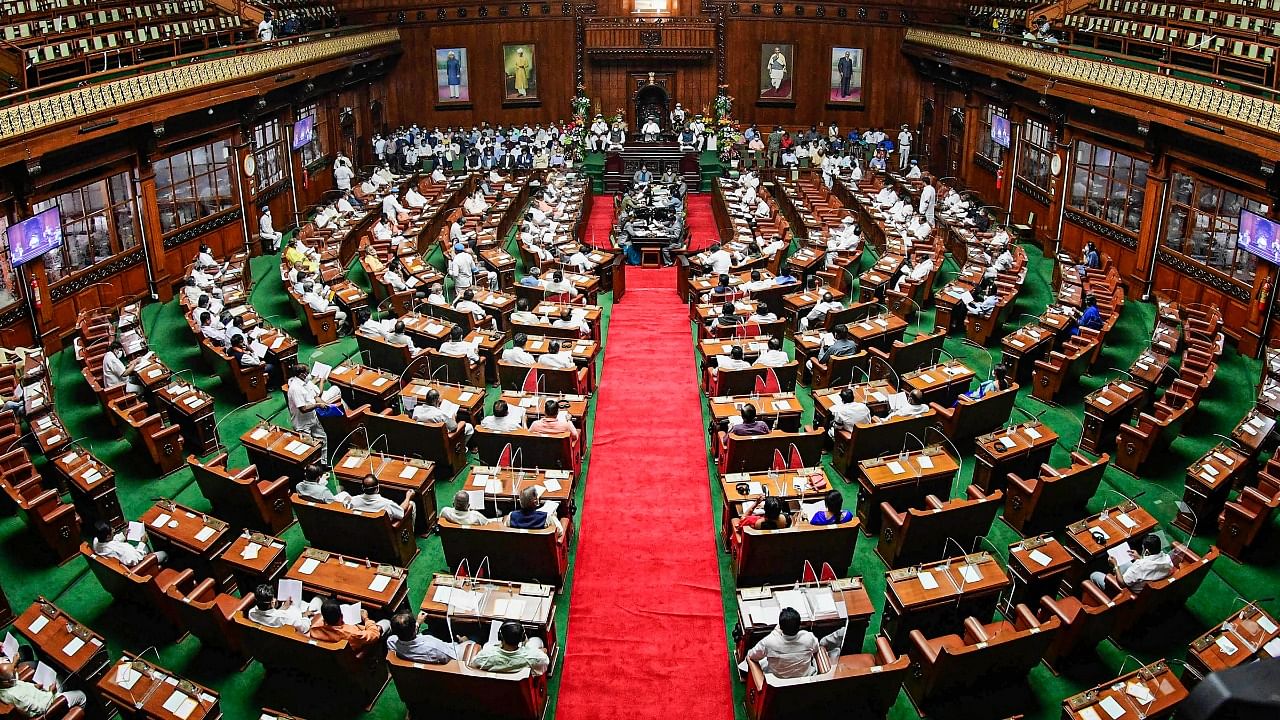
[897,125,913,170]
[906,159,922,179]
[589,115,608,152]
[259,205,282,252]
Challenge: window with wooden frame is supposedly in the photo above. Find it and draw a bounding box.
[1163,171,1269,285]
[1018,118,1053,192]
[296,103,327,169]
[1069,140,1149,234]
[252,117,286,189]
[31,171,140,284]
[155,138,235,234]
[976,104,1007,166]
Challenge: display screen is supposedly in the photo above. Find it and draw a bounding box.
[6,207,63,267]
[991,115,1011,149]
[1238,208,1280,265]
[292,116,314,150]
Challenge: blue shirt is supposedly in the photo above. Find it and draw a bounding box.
[509,508,548,529]
[811,509,853,526]
[1079,305,1103,330]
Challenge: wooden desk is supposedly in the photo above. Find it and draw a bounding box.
[32,412,72,456]
[1081,380,1147,455]
[1062,661,1186,720]
[215,530,288,594]
[96,654,222,720]
[1001,323,1055,381]
[1231,410,1276,458]
[1128,350,1169,391]
[240,424,323,485]
[400,312,456,349]
[698,337,772,361]
[419,573,558,667]
[719,466,830,543]
[854,447,959,534]
[972,421,1058,493]
[328,363,401,411]
[708,393,803,433]
[734,578,872,660]
[153,381,219,456]
[1185,605,1280,682]
[1175,444,1250,535]
[14,600,110,684]
[460,464,574,517]
[139,501,233,580]
[399,380,486,424]
[334,449,438,534]
[523,335,600,367]
[1063,502,1158,585]
[1007,535,1077,606]
[255,328,299,369]
[135,359,174,392]
[51,447,124,531]
[902,360,975,407]
[498,391,589,426]
[846,313,908,352]
[881,552,1011,651]
[284,548,409,617]
[812,381,896,428]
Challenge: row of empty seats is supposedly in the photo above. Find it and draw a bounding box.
[2,0,210,43]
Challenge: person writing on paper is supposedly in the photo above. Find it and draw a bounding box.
[309,597,390,649]
[441,490,490,525]
[92,520,167,567]
[388,612,457,664]
[0,659,87,716]
[466,621,550,675]
[247,583,316,633]
[746,607,818,678]
[505,486,565,538]
[809,491,854,526]
[286,363,330,462]
[729,403,771,436]
[296,463,352,506]
[828,387,871,437]
[411,389,474,446]
[346,475,411,523]
[1090,534,1174,592]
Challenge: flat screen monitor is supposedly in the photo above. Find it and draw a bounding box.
[292,116,314,150]
[1238,208,1280,265]
[6,207,62,268]
[991,115,1011,149]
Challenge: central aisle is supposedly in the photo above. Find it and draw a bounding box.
[556,267,733,720]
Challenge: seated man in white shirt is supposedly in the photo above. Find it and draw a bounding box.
[1090,534,1175,592]
[426,283,447,306]
[247,583,317,633]
[543,270,578,298]
[746,607,819,678]
[404,186,428,209]
[550,307,589,336]
[463,190,489,216]
[199,311,228,348]
[986,247,1015,279]
[874,186,898,207]
[465,621,550,676]
[0,659,87,716]
[501,334,537,366]
[453,289,493,328]
[894,255,935,292]
[346,475,410,522]
[411,388,475,445]
[385,320,417,352]
[295,463,352,506]
[714,345,751,371]
[799,292,842,332]
[511,298,543,325]
[704,243,734,275]
[195,243,219,272]
[754,197,771,219]
[387,612,457,664]
[480,400,527,433]
[439,326,481,362]
[907,214,932,242]
[966,283,1000,316]
[92,520,167,567]
[883,389,929,420]
[536,340,576,369]
[301,282,348,326]
[440,490,491,525]
[754,338,790,367]
[827,387,872,437]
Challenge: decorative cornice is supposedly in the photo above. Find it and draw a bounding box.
[50,249,146,301]
[1013,176,1050,207]
[162,208,244,249]
[257,181,290,204]
[1064,208,1137,249]
[0,305,25,329]
[1155,249,1250,301]
[905,28,1280,136]
[585,48,714,59]
[0,29,400,144]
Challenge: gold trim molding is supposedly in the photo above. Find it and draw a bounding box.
[905,28,1280,136]
[0,28,401,143]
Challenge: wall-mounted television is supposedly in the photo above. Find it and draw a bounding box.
[6,206,62,267]
[991,115,1011,149]
[292,116,314,150]
[1238,208,1280,265]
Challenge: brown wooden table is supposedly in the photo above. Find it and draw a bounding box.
[735,578,872,659]
[708,393,804,434]
[153,381,218,456]
[972,421,1058,493]
[812,381,897,428]
[460,464,574,518]
[334,449,438,534]
[846,313,909,351]
[881,552,1011,651]
[1062,661,1186,720]
[1185,605,1280,682]
[399,381,486,424]
[1175,444,1250,535]
[14,600,110,685]
[419,573,558,669]
[284,548,409,617]
[1007,535,1077,607]
[1063,502,1159,587]
[214,530,289,594]
[139,501,233,581]
[96,653,222,720]
[854,447,959,535]
[1001,323,1056,381]
[328,363,401,411]
[400,312,456,349]
[51,447,124,531]
[1081,380,1147,455]
[902,360,976,407]
[240,424,324,485]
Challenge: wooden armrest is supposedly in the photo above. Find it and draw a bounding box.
[1039,596,1070,624]
[908,629,938,664]
[964,484,986,501]
[187,577,218,602]
[962,617,989,644]
[924,495,945,510]
[873,636,898,665]
[256,474,291,499]
[1013,603,1039,630]
[1007,473,1037,495]
[1080,579,1113,606]
[929,402,954,419]
[880,502,906,529]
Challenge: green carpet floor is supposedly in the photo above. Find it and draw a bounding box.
[694,239,1274,719]
[0,229,612,718]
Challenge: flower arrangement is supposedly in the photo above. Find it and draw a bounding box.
[569,86,591,157]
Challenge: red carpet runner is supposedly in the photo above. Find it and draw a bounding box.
[585,192,615,248]
[686,193,718,252]
[556,267,734,720]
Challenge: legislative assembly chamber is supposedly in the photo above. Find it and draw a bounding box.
[0,0,1278,719]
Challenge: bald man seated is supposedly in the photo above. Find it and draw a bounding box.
[0,659,87,717]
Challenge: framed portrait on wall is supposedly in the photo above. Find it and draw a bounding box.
[434,48,471,108]
[827,47,865,107]
[758,43,795,105]
[502,43,539,106]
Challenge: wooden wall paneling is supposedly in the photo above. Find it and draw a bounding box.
[586,60,717,126]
